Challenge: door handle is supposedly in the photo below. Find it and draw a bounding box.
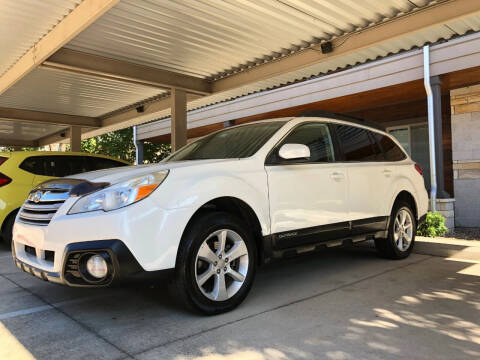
[330,172,345,181]
[383,169,392,177]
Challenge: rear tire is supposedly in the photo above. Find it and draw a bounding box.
[2,211,17,246]
[375,201,416,259]
[174,211,257,315]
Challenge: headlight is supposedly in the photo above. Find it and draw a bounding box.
[68,171,169,215]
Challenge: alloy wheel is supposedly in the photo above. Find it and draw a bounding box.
[195,229,249,301]
[393,208,413,251]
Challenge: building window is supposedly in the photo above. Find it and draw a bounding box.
[387,123,431,190]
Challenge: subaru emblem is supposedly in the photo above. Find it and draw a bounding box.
[33,191,43,203]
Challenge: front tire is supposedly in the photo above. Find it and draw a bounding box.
[175,211,256,315]
[375,201,416,259]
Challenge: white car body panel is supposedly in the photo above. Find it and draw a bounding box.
[266,162,348,234]
[12,116,429,280]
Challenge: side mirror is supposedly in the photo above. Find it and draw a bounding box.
[278,143,310,160]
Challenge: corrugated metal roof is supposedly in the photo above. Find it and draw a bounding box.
[65,0,433,79]
[129,15,480,126]
[0,0,82,76]
[0,68,165,117]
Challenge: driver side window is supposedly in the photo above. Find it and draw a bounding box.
[267,122,335,164]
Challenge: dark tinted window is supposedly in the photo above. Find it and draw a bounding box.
[19,157,42,175]
[20,156,61,176]
[368,131,384,161]
[335,125,378,162]
[268,123,335,164]
[166,121,286,162]
[86,157,127,171]
[373,133,407,161]
[20,155,126,177]
[61,156,89,176]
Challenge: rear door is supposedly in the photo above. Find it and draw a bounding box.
[265,122,349,249]
[332,124,395,233]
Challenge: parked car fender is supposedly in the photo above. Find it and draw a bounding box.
[154,166,271,238]
[387,175,420,218]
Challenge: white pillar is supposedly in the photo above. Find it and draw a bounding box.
[133,126,144,165]
[423,45,437,212]
[171,88,187,152]
[69,126,82,152]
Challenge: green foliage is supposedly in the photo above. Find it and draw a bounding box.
[81,128,171,164]
[417,211,448,237]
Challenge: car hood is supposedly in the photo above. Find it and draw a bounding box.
[68,159,233,184]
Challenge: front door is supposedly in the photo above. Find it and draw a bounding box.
[265,122,349,249]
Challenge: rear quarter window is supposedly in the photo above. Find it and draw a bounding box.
[372,133,407,161]
[86,157,128,171]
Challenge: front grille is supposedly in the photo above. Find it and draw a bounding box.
[18,180,73,225]
[19,184,71,226]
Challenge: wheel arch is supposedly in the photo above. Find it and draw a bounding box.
[391,190,418,221]
[180,196,266,265]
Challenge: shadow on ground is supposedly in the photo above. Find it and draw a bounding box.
[0,241,479,359]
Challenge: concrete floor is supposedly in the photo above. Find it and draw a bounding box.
[0,241,479,360]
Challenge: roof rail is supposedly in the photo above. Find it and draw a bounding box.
[296,110,385,131]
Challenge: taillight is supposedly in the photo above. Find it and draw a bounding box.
[414,163,423,176]
[0,156,7,166]
[0,172,11,187]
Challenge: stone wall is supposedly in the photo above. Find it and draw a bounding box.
[451,85,480,227]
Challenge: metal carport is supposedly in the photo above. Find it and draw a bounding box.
[1,0,480,153]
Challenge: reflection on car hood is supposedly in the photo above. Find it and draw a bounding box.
[67,159,232,184]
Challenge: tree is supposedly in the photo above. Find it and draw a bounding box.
[81,128,170,164]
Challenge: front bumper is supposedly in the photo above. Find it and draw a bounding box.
[13,239,173,287]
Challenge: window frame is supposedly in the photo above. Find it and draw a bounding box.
[331,124,383,163]
[265,121,340,166]
[331,123,408,163]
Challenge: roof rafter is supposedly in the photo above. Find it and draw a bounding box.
[0,107,100,128]
[43,48,212,95]
[0,0,119,96]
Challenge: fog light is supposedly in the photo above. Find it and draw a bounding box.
[86,254,108,279]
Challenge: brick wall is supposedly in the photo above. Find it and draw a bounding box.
[450,85,480,227]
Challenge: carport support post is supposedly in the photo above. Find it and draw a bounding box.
[431,76,449,199]
[69,126,81,152]
[171,88,187,152]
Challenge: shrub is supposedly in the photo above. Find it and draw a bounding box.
[417,212,448,237]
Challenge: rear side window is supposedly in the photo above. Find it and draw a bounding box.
[20,156,127,177]
[334,125,379,162]
[373,133,407,161]
[19,157,42,175]
[20,156,72,177]
[267,122,335,164]
[86,157,127,171]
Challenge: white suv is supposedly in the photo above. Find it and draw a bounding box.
[12,113,428,314]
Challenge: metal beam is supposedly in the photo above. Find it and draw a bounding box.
[0,138,38,147]
[171,88,187,151]
[81,93,202,139]
[0,107,100,128]
[38,129,70,147]
[43,48,212,95]
[0,0,119,96]
[212,0,480,93]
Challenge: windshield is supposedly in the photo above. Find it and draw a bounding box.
[166,121,286,162]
